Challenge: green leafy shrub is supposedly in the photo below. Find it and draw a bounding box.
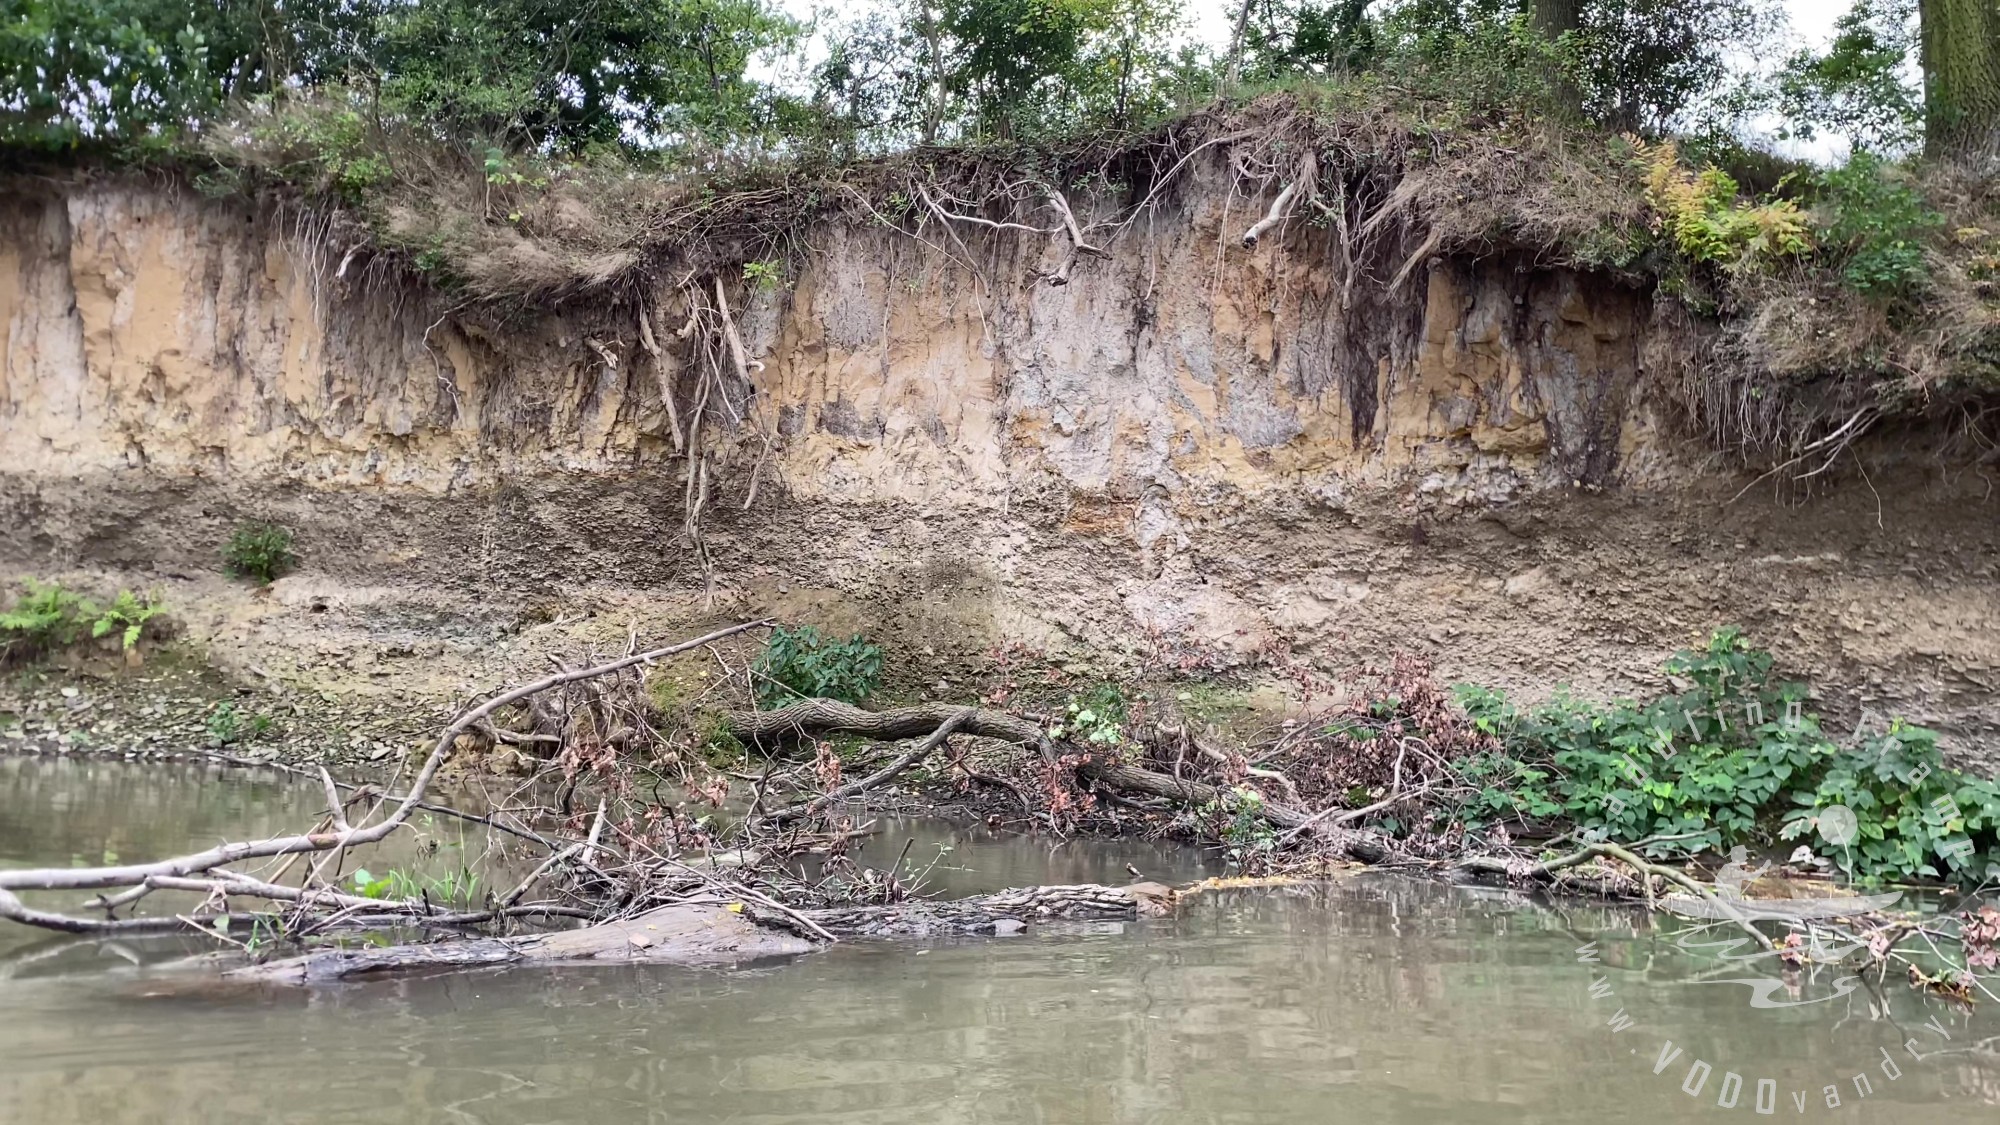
[1456,629,2000,885]
[1200,784,1277,867]
[224,522,297,583]
[1,581,165,660]
[207,702,243,745]
[1384,11,1583,122]
[228,96,398,202]
[0,581,95,659]
[1784,721,2000,885]
[743,259,783,291]
[1812,151,1943,299]
[751,625,885,709]
[206,702,274,744]
[1048,684,1129,747]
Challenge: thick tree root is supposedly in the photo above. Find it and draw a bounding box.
[726,700,1040,744]
[727,701,1396,864]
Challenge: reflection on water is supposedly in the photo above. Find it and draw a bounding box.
[2,757,1997,1124]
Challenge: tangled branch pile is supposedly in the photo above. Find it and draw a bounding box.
[3,623,1996,1005]
[0,626,1610,954]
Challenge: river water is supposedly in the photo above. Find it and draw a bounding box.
[2,756,1996,1124]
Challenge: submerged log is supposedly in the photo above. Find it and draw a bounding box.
[223,883,1170,985]
[800,882,1163,937]
[228,901,818,985]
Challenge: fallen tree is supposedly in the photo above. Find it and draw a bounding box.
[0,646,1638,948]
[726,699,1396,864]
[227,882,1169,985]
[10,629,1970,1002]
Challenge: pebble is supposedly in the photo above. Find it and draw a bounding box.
[2,660,443,772]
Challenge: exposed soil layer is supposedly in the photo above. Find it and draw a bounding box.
[2,178,1996,768]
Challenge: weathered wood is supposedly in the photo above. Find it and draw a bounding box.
[1077,761,1391,863]
[226,901,817,985]
[800,883,1149,938]
[728,700,1397,861]
[762,708,975,826]
[218,882,1173,984]
[725,699,1041,744]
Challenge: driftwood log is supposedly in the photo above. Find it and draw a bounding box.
[226,900,819,985]
[800,882,1161,937]
[225,883,1165,985]
[727,699,1040,744]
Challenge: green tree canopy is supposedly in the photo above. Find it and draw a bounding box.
[369,0,799,149]
[0,0,799,151]
[1774,0,1922,151]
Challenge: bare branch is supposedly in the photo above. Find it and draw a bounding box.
[317,767,352,833]
[0,621,769,909]
[1273,737,1412,847]
[763,708,975,827]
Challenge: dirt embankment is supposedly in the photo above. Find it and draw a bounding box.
[1,173,1995,767]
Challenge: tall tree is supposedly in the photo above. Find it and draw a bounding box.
[369,0,800,149]
[936,0,1184,138]
[912,0,952,142]
[1773,0,1922,151]
[1238,0,1379,80]
[1572,0,1764,132]
[1918,0,2000,159]
[1530,0,1583,36]
[1529,0,1584,116]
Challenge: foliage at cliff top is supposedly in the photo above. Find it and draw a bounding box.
[3,0,1996,460]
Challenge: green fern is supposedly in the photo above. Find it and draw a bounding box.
[90,589,165,650]
[0,581,96,659]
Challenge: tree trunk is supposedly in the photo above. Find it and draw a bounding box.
[916,0,947,144]
[1530,0,1584,35]
[1530,0,1586,118]
[1920,0,2000,161]
[1223,0,1255,90]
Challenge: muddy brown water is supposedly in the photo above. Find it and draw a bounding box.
[1,756,1996,1124]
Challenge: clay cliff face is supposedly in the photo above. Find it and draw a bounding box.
[2,175,1995,757]
[2,177,1653,493]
